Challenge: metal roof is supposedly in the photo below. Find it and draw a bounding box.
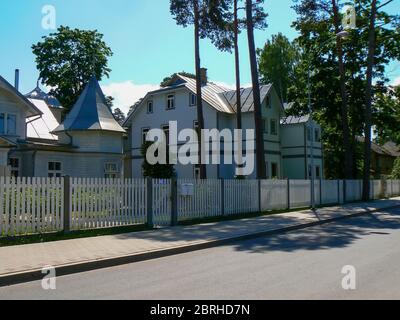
[0,75,42,118]
[53,76,125,134]
[27,98,60,141]
[217,84,273,113]
[25,85,63,109]
[281,114,311,125]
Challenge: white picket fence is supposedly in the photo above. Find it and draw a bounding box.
[70,178,147,230]
[0,177,63,237]
[178,179,221,221]
[1,177,400,237]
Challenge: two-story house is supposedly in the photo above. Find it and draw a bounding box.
[124,70,299,179]
[0,72,126,178]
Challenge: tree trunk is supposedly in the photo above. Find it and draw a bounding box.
[194,0,207,179]
[363,0,377,201]
[234,0,244,177]
[332,0,352,179]
[246,0,266,179]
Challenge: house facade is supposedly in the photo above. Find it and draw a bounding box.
[124,71,324,180]
[0,73,125,178]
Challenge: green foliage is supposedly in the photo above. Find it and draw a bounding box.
[286,0,400,179]
[112,108,126,124]
[258,33,300,102]
[32,26,113,113]
[141,141,176,179]
[391,158,400,179]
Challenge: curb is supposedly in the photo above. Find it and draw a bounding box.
[1,203,399,288]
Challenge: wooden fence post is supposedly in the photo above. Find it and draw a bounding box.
[171,179,178,226]
[221,179,225,216]
[146,178,154,228]
[63,175,71,233]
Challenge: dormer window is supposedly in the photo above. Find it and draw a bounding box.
[147,100,153,114]
[167,94,175,110]
[189,93,197,106]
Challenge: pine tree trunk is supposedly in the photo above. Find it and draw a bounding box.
[194,0,207,179]
[246,0,266,179]
[332,0,352,179]
[363,0,377,201]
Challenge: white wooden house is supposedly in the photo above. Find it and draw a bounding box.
[124,70,322,179]
[0,73,125,178]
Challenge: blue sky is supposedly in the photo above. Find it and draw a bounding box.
[0,0,399,113]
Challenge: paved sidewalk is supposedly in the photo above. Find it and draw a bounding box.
[1,197,400,286]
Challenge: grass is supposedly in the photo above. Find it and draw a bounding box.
[0,224,152,248]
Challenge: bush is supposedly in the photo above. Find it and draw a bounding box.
[391,158,400,179]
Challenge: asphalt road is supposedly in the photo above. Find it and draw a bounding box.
[1,207,400,300]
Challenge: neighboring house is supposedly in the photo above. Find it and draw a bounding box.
[357,137,399,178]
[124,70,324,180]
[0,73,126,178]
[281,103,324,180]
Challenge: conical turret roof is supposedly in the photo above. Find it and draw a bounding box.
[53,76,125,133]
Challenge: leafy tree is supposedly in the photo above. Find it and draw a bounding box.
[391,157,400,179]
[170,0,233,179]
[258,33,300,103]
[141,141,176,179]
[160,71,196,87]
[32,26,113,113]
[290,0,400,179]
[113,108,126,124]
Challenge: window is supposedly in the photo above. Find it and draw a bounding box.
[264,119,268,134]
[314,128,321,142]
[167,94,175,110]
[147,100,153,114]
[0,113,17,135]
[194,165,201,180]
[142,128,150,144]
[8,158,19,177]
[307,127,312,142]
[48,162,62,178]
[162,125,170,145]
[105,163,119,179]
[190,93,197,106]
[271,163,278,178]
[7,114,16,135]
[0,113,4,134]
[316,166,321,179]
[270,119,278,135]
[308,165,312,179]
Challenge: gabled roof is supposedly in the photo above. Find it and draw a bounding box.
[0,75,42,118]
[0,136,17,147]
[27,98,60,141]
[124,73,278,126]
[53,76,125,134]
[25,84,63,109]
[217,84,273,113]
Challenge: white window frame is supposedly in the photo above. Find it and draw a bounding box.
[48,161,62,178]
[104,162,119,179]
[147,100,154,114]
[270,119,278,136]
[142,128,150,145]
[167,94,175,110]
[0,112,17,136]
[8,157,20,177]
[189,93,197,106]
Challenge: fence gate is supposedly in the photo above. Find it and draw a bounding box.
[152,179,171,226]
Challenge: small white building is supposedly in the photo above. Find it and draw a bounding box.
[0,73,125,178]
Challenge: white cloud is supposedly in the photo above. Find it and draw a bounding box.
[101,81,159,115]
[391,77,400,87]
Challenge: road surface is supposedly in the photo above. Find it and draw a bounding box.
[1,207,400,300]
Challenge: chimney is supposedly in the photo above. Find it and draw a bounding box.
[14,69,20,91]
[200,68,208,85]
